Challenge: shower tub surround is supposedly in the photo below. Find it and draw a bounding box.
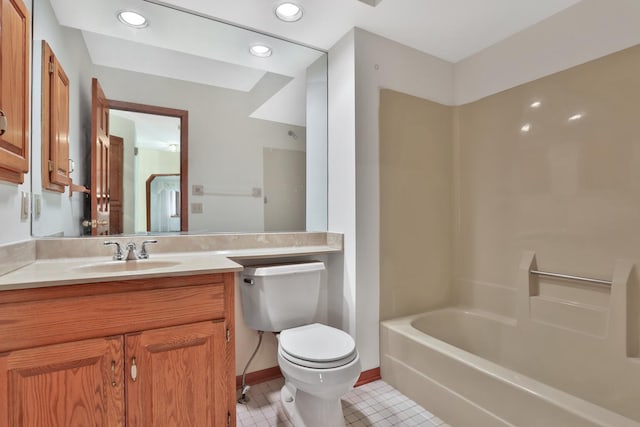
[379,42,640,427]
[381,253,640,427]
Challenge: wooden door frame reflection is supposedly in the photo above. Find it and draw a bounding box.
[108,99,188,232]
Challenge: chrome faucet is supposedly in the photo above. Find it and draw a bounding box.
[103,241,124,260]
[125,242,139,260]
[104,240,158,261]
[139,239,158,259]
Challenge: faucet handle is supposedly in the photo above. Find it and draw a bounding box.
[139,240,158,259]
[104,241,124,260]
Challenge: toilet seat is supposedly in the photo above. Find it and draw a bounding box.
[279,323,357,369]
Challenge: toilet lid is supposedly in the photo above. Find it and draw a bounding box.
[280,323,356,367]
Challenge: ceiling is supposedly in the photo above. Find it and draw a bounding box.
[48,0,321,127]
[50,0,323,87]
[151,0,582,63]
[48,0,584,143]
[48,0,585,95]
[111,110,181,151]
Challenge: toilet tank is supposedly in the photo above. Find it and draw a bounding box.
[240,261,325,332]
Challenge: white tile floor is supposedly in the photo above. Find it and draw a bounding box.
[236,378,451,427]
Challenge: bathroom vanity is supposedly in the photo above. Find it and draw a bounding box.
[0,232,343,426]
[0,261,239,426]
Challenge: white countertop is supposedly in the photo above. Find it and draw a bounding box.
[0,252,241,291]
[0,244,341,291]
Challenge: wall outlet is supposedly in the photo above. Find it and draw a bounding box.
[20,192,29,220]
[191,202,203,214]
[33,194,42,219]
[192,184,204,196]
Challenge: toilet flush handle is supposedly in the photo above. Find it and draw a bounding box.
[243,278,255,286]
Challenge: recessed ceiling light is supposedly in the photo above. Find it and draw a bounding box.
[275,2,303,22]
[117,10,149,29]
[250,44,272,57]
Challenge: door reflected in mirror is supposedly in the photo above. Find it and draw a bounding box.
[109,109,182,235]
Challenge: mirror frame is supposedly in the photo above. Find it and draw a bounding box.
[108,99,188,232]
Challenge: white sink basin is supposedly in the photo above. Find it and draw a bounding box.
[71,260,180,274]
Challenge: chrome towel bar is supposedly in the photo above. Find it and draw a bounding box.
[529,270,612,287]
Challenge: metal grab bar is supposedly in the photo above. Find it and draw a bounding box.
[529,270,612,287]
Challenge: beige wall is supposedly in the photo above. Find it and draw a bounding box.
[379,89,453,320]
[454,44,640,316]
[380,45,640,329]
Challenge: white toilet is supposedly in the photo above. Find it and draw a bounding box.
[241,262,361,427]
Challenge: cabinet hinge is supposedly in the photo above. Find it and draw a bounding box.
[48,61,54,74]
[48,160,54,172]
[226,328,231,343]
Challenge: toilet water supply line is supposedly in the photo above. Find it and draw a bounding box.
[238,330,264,404]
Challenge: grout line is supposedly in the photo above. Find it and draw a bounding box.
[236,378,451,427]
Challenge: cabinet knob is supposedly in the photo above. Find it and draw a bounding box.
[111,361,117,387]
[0,110,6,136]
[131,357,138,382]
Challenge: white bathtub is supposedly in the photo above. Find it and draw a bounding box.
[380,307,640,427]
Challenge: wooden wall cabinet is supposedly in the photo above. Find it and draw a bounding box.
[0,272,236,427]
[41,40,71,192]
[0,0,30,184]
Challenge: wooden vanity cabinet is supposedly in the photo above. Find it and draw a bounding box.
[0,272,236,427]
[0,0,30,184]
[0,336,125,426]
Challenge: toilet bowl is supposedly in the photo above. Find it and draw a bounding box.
[277,323,361,427]
[240,262,361,427]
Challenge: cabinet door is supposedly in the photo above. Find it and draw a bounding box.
[109,135,124,234]
[0,336,124,427]
[42,40,71,191]
[0,0,30,184]
[90,78,111,235]
[126,321,229,427]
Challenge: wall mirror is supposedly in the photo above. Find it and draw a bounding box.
[31,0,327,237]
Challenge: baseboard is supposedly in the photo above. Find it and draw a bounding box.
[355,367,381,387]
[236,366,282,389]
[235,366,381,389]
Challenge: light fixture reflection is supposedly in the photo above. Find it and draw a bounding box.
[568,113,583,121]
[275,2,303,22]
[250,44,272,57]
[530,101,541,108]
[117,10,148,28]
[521,123,531,133]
